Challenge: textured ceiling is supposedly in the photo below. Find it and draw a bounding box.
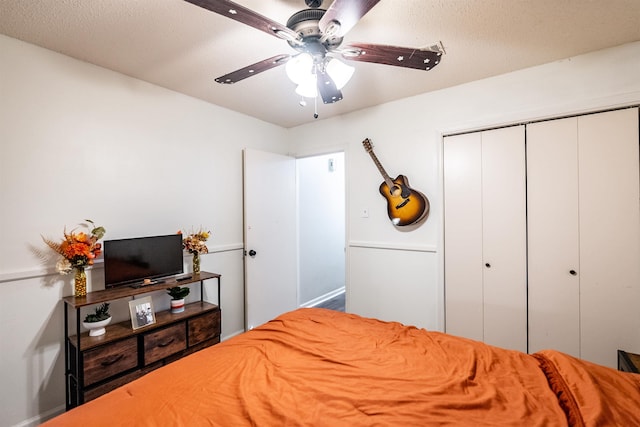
[1,0,639,128]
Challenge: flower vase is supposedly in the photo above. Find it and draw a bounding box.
[192,252,200,274]
[74,268,87,297]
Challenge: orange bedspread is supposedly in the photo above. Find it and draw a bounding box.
[43,308,640,426]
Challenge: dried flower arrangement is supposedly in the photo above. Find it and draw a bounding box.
[42,219,106,275]
[179,228,211,254]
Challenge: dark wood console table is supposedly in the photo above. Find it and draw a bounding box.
[618,349,640,374]
[62,271,221,409]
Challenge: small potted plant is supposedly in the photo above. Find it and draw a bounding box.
[82,302,111,336]
[167,286,190,313]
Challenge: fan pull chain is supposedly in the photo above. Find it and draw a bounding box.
[298,95,318,119]
[314,95,319,119]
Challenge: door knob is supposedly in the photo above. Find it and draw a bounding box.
[569,269,577,276]
[485,263,491,268]
[248,249,257,257]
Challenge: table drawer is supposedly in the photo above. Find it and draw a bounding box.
[83,337,138,386]
[188,310,220,346]
[144,323,186,365]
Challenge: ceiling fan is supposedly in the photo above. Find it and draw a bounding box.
[184,0,444,105]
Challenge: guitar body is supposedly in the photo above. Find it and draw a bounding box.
[378,175,430,226]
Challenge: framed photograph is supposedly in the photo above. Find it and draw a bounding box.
[129,296,156,330]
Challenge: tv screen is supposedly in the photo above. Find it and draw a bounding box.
[104,234,184,288]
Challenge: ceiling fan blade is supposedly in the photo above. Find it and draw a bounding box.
[319,0,381,38]
[215,54,291,84]
[316,68,343,104]
[185,0,301,43]
[340,42,443,71]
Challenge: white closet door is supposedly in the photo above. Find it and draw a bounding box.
[578,108,640,367]
[444,126,527,352]
[444,132,484,342]
[481,126,527,352]
[527,118,581,357]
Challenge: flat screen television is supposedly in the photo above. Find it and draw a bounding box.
[104,234,184,288]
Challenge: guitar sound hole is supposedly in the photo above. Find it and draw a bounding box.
[396,198,411,209]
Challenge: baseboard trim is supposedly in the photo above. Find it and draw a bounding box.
[300,287,346,308]
[221,329,245,341]
[15,404,65,427]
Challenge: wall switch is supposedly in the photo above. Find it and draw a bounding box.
[361,208,369,218]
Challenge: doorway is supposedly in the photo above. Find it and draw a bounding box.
[243,149,298,330]
[296,152,346,310]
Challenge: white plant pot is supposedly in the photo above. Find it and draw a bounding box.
[171,298,185,314]
[82,316,112,337]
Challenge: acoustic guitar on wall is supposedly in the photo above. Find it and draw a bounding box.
[362,138,430,227]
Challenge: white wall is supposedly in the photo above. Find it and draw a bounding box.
[288,41,640,330]
[0,34,288,427]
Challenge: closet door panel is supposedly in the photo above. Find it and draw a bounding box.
[578,108,640,367]
[481,126,527,352]
[527,118,580,357]
[443,133,484,342]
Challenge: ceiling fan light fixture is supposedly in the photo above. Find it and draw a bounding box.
[295,74,318,98]
[286,53,315,84]
[326,58,354,90]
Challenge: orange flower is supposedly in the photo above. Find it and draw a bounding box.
[74,232,89,243]
[62,242,89,259]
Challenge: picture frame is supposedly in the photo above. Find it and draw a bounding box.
[129,296,156,330]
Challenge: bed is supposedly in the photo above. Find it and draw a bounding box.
[43,308,640,426]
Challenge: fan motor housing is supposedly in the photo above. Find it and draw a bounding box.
[286,8,343,52]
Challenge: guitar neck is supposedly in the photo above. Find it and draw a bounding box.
[367,149,395,189]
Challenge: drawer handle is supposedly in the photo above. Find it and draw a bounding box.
[158,338,175,348]
[101,354,124,366]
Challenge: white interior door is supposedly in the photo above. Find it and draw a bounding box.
[243,148,298,330]
[480,126,527,352]
[443,132,484,342]
[578,108,640,367]
[527,117,581,357]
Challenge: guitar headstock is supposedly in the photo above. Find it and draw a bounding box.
[362,138,373,153]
